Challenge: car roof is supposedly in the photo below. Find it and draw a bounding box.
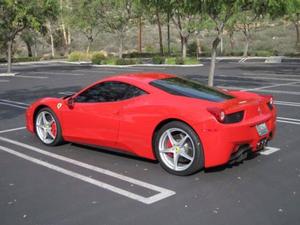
[103,72,175,84]
[74,73,176,96]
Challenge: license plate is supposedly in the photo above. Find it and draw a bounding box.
[256,123,268,136]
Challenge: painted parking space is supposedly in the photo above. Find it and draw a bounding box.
[0,134,176,204]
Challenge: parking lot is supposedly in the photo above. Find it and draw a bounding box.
[0,61,300,225]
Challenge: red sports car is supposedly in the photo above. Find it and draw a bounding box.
[26,73,276,175]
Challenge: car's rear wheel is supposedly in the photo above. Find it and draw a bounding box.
[154,121,204,176]
[35,108,63,146]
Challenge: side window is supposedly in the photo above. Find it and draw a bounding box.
[75,81,146,103]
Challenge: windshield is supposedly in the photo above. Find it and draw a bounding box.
[150,77,234,102]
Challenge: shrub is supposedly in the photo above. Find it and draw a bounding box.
[123,52,158,58]
[175,57,184,65]
[12,57,40,62]
[255,50,273,57]
[91,52,106,65]
[165,57,176,64]
[68,51,90,61]
[184,57,199,64]
[102,57,117,65]
[152,56,165,64]
[115,58,136,65]
[187,41,197,56]
[144,45,156,53]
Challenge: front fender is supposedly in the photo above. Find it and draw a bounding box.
[26,97,64,133]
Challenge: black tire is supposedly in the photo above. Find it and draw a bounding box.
[35,107,64,146]
[154,121,204,176]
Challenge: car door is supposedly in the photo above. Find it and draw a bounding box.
[61,81,131,148]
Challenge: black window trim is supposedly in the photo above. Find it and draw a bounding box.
[74,80,148,103]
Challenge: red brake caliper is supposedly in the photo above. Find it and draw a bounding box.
[51,121,57,137]
[166,139,173,158]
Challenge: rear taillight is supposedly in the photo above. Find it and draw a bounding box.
[269,96,274,105]
[266,96,274,110]
[207,107,244,124]
[207,107,226,123]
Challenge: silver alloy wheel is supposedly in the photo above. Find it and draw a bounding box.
[36,111,57,144]
[158,128,195,171]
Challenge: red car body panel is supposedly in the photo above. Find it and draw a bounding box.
[26,73,277,168]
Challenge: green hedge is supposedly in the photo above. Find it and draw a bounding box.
[68,51,91,61]
[152,56,165,64]
[91,52,106,65]
[175,57,184,65]
[115,58,137,65]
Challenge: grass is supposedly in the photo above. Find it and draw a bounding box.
[184,57,199,64]
[165,57,199,65]
[103,57,117,65]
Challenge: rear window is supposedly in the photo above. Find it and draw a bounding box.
[150,77,234,102]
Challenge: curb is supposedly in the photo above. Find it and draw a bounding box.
[0,73,17,77]
[0,60,68,66]
[0,60,203,67]
[82,63,204,68]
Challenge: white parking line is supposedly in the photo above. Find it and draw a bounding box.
[277,117,300,125]
[278,116,300,122]
[275,101,300,107]
[58,91,75,95]
[217,86,300,95]
[16,75,48,79]
[259,147,281,155]
[0,102,27,109]
[73,70,116,74]
[277,120,300,125]
[194,77,278,85]
[243,72,300,78]
[31,71,84,76]
[0,80,9,82]
[0,127,26,134]
[246,81,300,91]
[0,99,29,106]
[0,145,172,204]
[254,89,300,95]
[219,74,300,82]
[0,136,176,204]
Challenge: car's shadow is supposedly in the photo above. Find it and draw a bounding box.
[71,142,260,175]
[204,152,259,173]
[71,143,159,164]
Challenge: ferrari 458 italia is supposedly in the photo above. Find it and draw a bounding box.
[26,73,276,175]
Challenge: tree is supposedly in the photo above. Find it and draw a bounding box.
[171,0,199,59]
[227,11,263,57]
[59,0,72,55]
[0,0,58,73]
[192,0,287,86]
[69,0,104,53]
[136,9,143,53]
[140,0,168,56]
[20,29,35,57]
[199,0,246,86]
[103,0,134,58]
[285,0,300,47]
[131,0,144,53]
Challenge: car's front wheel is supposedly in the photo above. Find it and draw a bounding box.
[35,107,63,146]
[154,121,204,176]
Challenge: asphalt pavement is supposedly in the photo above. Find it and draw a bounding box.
[0,61,299,225]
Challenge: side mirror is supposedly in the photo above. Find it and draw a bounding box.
[67,97,75,109]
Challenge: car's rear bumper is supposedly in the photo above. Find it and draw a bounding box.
[194,111,277,168]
